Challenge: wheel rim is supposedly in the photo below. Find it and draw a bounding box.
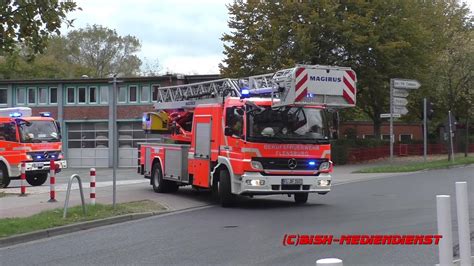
[153,169,160,188]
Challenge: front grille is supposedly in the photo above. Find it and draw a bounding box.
[281,185,301,190]
[27,151,60,162]
[252,157,328,171]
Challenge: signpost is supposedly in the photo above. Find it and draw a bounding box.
[380,113,401,118]
[389,78,420,161]
[109,75,122,209]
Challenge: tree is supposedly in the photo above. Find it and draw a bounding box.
[67,24,142,77]
[220,0,471,137]
[0,37,93,79]
[0,0,79,55]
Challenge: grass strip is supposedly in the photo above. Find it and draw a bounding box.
[0,200,165,238]
[355,156,474,173]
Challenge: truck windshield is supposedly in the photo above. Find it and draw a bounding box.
[247,106,330,144]
[18,120,60,143]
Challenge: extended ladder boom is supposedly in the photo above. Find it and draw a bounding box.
[153,64,357,111]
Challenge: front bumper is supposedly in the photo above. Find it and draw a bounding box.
[238,172,331,195]
[23,160,67,172]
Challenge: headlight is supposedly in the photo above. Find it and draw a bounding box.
[250,161,263,170]
[25,154,33,161]
[318,180,331,187]
[319,161,330,171]
[58,153,64,159]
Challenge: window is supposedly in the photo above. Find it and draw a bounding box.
[129,86,137,102]
[27,88,36,104]
[0,89,7,105]
[17,88,26,104]
[363,134,375,139]
[67,87,75,103]
[152,85,159,101]
[118,86,127,103]
[78,87,86,103]
[381,134,390,141]
[225,107,243,137]
[100,86,108,104]
[141,86,150,102]
[38,88,48,104]
[399,134,412,142]
[89,87,97,103]
[50,88,57,104]
[0,123,17,142]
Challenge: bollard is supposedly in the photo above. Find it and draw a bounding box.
[455,182,471,266]
[19,162,26,196]
[437,195,453,266]
[316,258,343,266]
[48,160,57,202]
[90,168,96,205]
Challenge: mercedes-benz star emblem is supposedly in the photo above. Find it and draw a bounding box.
[288,158,297,169]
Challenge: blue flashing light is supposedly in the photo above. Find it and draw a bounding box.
[9,112,22,118]
[241,89,250,95]
[51,155,56,158]
[40,112,51,117]
[36,155,42,159]
[308,161,316,166]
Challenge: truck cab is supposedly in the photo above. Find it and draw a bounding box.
[0,107,67,188]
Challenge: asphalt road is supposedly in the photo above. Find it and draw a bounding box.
[1,166,473,265]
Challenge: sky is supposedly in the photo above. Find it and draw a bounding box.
[64,0,232,75]
[64,0,474,75]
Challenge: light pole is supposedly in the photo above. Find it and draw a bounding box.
[109,74,122,208]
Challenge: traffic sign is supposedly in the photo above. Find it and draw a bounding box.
[380,113,401,118]
[393,106,409,115]
[393,89,410,98]
[393,97,408,106]
[392,79,421,90]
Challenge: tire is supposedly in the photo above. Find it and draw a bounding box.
[294,193,309,204]
[152,163,166,193]
[26,173,48,186]
[151,162,178,193]
[218,169,235,207]
[0,164,10,188]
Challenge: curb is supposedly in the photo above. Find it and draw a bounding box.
[0,211,165,248]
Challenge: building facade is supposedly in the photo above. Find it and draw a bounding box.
[0,74,219,168]
[340,121,423,142]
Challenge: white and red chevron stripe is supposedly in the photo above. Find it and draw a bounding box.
[295,68,308,102]
[342,70,356,105]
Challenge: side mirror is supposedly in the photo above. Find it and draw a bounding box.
[224,127,233,136]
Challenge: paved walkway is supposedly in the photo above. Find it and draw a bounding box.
[0,156,448,219]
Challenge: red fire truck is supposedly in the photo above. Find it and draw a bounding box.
[138,65,356,206]
[0,107,67,188]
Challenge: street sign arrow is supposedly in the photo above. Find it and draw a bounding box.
[393,106,409,115]
[393,89,410,98]
[393,97,408,106]
[380,113,401,118]
[392,79,421,90]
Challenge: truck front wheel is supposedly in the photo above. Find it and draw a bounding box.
[0,164,10,188]
[26,173,48,186]
[218,169,235,207]
[294,193,308,204]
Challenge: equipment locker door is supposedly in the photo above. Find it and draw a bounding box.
[191,115,212,188]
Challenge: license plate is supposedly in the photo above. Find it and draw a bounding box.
[281,178,303,185]
[33,162,44,168]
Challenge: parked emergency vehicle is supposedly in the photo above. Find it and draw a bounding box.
[138,65,357,206]
[0,107,67,188]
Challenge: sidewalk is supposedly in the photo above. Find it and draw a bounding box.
[0,157,438,219]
